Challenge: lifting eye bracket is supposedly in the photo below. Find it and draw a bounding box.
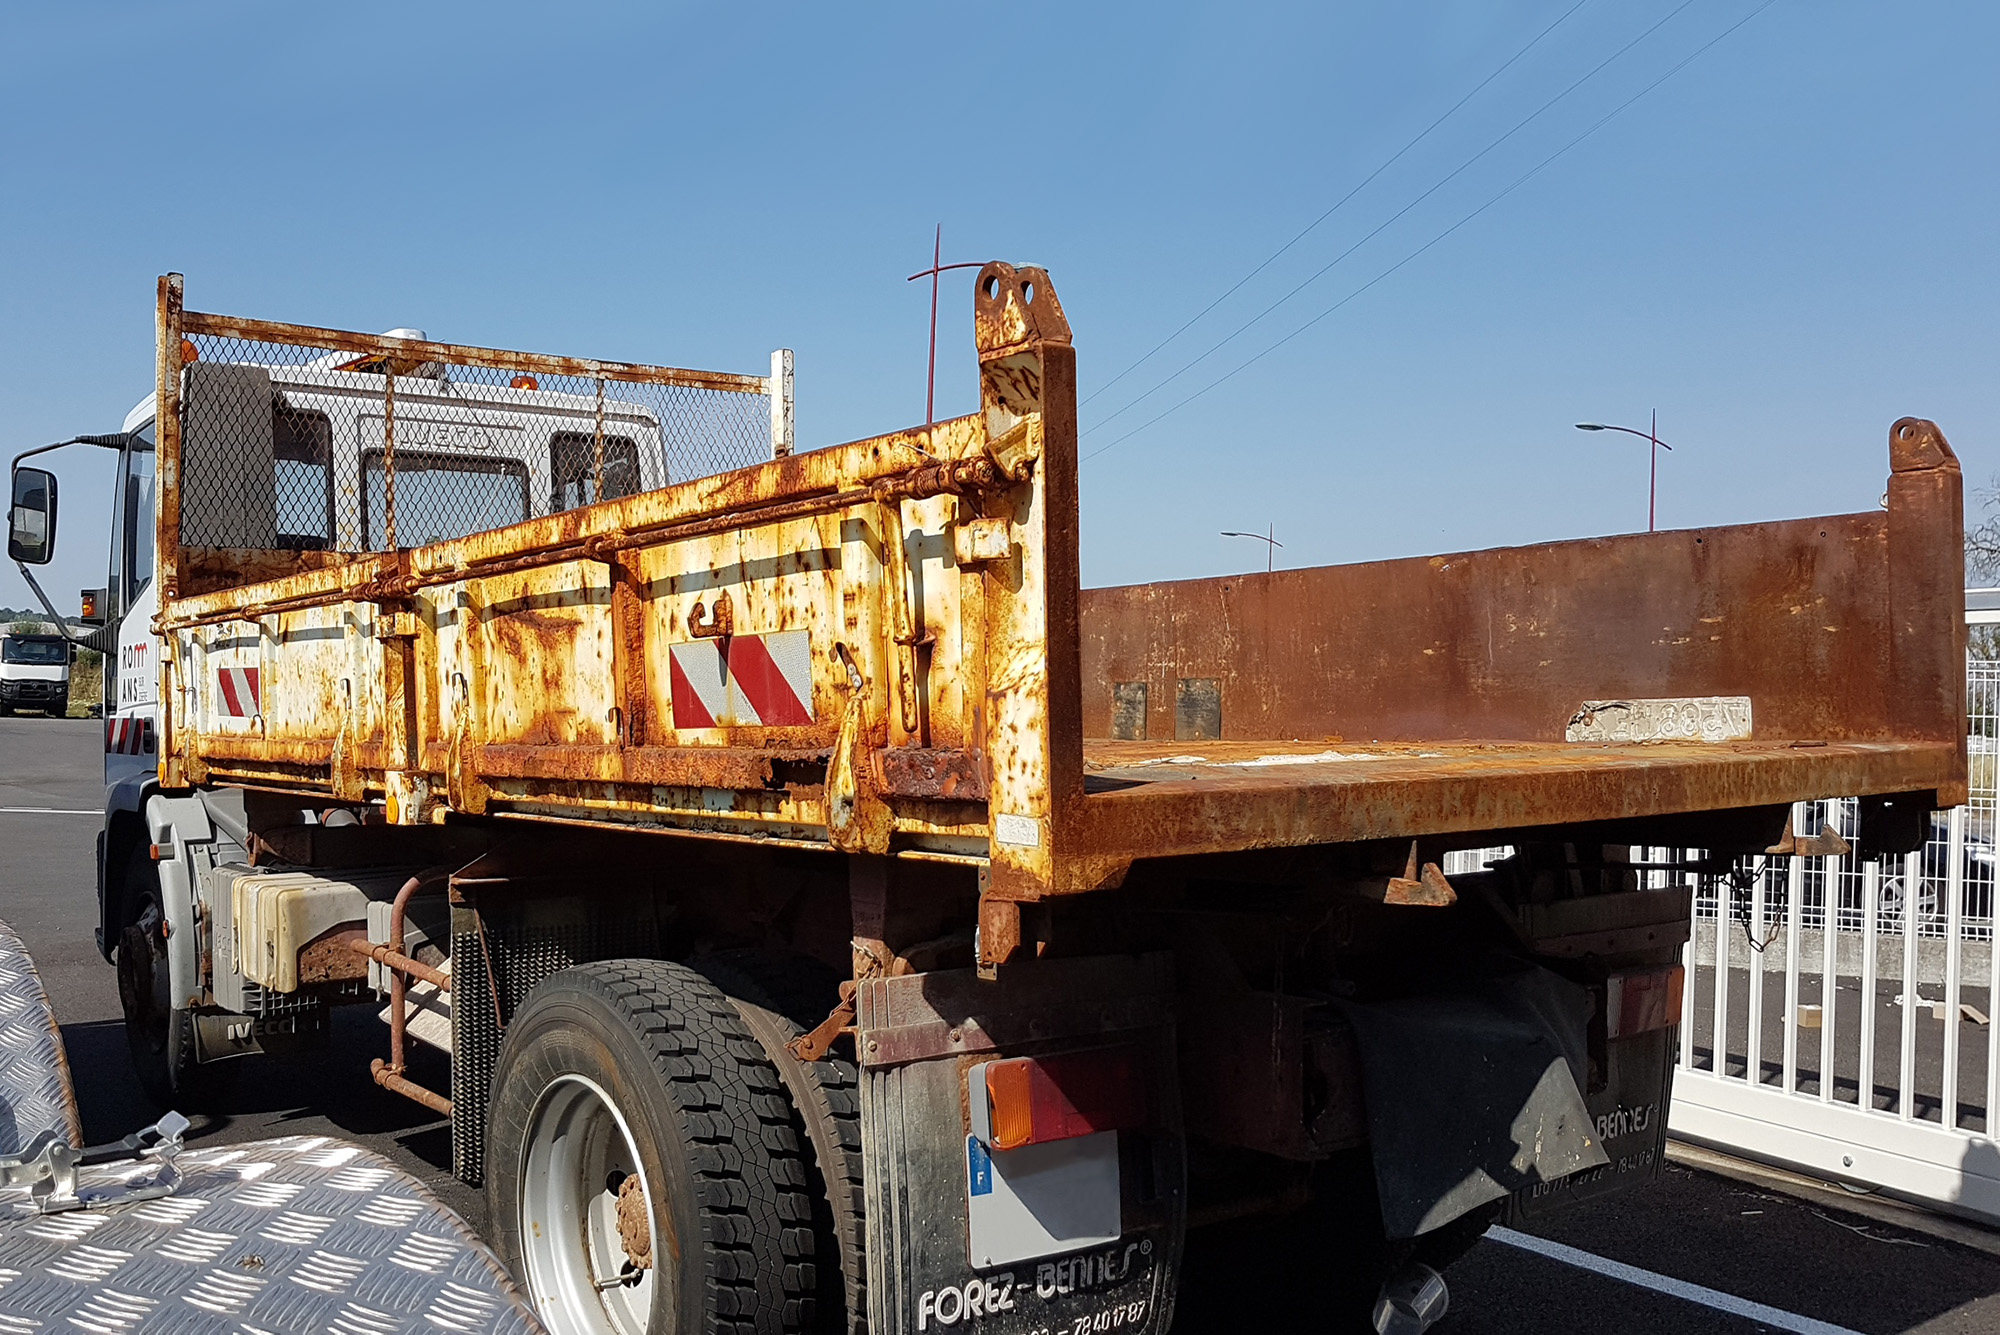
[689,591,733,640]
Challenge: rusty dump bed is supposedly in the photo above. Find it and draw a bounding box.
[151,266,1967,904]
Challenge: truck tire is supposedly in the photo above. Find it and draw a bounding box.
[487,959,819,1335]
[115,845,236,1110]
[695,951,866,1335]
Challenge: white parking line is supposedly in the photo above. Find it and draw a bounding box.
[0,807,98,815]
[1488,1227,1865,1335]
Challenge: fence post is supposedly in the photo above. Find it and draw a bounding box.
[1821,801,1841,1104]
[1944,804,1967,1128]
[1900,849,1921,1120]
[770,348,794,459]
[1747,857,1767,1086]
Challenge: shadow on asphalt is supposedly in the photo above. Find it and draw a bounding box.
[61,1008,454,1160]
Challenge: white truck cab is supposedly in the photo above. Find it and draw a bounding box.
[48,334,727,961]
[0,631,70,716]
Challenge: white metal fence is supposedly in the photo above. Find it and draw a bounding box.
[1663,658,2000,1223]
[1445,656,2000,1223]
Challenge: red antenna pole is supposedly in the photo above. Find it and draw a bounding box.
[907,226,983,431]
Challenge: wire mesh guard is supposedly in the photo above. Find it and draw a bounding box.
[174,328,779,563]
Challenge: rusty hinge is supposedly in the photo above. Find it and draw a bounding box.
[787,980,857,1063]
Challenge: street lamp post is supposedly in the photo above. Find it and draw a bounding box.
[1575,410,1673,532]
[1221,526,1283,574]
[906,225,984,433]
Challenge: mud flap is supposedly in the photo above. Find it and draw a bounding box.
[857,954,1185,1335]
[1503,1026,1677,1222]
[1335,959,1608,1239]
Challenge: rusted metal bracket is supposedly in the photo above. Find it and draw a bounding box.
[982,416,1042,482]
[1766,813,1853,859]
[873,746,989,801]
[1365,843,1459,906]
[786,980,857,1063]
[975,893,1050,978]
[688,591,734,639]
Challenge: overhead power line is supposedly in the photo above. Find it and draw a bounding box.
[1081,0,1597,409]
[1082,0,1783,465]
[1087,0,1701,437]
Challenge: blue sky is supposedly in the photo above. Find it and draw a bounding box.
[3,0,1995,612]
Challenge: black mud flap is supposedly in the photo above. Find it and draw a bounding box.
[1503,1026,1677,1222]
[1337,960,1608,1240]
[857,954,1186,1335]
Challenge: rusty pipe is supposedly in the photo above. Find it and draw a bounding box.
[371,867,453,1114]
[371,1058,452,1117]
[349,937,451,990]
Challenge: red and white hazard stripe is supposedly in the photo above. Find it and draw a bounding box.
[669,631,813,729]
[104,716,156,755]
[216,666,261,718]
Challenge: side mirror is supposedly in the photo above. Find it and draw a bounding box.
[8,466,57,564]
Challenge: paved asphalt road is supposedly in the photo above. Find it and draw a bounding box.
[6,714,2000,1333]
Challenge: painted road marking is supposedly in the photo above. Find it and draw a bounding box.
[1488,1227,1865,1335]
[0,807,99,815]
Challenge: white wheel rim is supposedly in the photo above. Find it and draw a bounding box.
[520,1073,664,1335]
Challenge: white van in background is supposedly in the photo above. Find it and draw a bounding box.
[0,631,71,716]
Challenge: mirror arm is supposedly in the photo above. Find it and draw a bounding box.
[11,434,131,469]
[11,562,109,654]
[9,432,132,655]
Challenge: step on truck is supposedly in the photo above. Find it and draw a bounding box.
[6,266,1968,1334]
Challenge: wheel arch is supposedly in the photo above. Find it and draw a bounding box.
[97,775,156,961]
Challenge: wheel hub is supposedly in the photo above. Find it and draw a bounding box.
[614,1174,652,1272]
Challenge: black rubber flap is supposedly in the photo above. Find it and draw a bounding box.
[1335,959,1607,1239]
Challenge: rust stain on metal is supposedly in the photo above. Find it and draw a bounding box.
[181,308,772,395]
[154,267,1966,903]
[874,747,989,802]
[297,925,371,984]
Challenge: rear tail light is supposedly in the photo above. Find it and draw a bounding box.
[1606,966,1684,1040]
[971,1047,1147,1151]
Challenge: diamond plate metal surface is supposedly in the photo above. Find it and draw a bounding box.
[0,1135,545,1333]
[0,920,81,1157]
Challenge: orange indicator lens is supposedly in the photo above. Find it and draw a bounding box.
[982,1047,1147,1151]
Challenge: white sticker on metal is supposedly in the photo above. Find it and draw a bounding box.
[994,813,1042,848]
[1564,696,1753,743]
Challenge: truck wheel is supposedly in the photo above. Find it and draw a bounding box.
[115,847,236,1110]
[488,960,818,1335]
[696,951,866,1335]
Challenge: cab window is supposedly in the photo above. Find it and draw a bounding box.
[362,449,529,550]
[124,423,156,601]
[550,432,641,510]
[274,407,335,549]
